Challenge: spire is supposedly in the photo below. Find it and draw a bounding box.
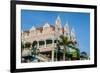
[55,16,62,29]
[64,21,70,34]
[71,27,76,41]
[30,25,36,31]
[64,21,70,40]
[57,16,61,21]
[71,27,75,37]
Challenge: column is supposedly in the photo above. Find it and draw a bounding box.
[44,40,46,48]
[51,39,54,62]
[52,39,54,47]
[37,41,39,49]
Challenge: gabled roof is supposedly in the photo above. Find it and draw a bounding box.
[30,25,36,31]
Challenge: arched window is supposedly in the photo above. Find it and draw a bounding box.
[39,41,45,45]
[46,39,52,44]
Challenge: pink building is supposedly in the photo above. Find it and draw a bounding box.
[21,16,77,61]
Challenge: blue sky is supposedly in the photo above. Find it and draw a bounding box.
[21,10,90,56]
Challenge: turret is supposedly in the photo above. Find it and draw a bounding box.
[70,27,76,43]
[64,21,70,40]
[55,16,62,34]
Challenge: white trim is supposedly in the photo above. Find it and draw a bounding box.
[16,4,95,69]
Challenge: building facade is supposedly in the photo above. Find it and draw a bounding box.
[21,16,78,61]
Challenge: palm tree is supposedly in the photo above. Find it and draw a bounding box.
[56,44,62,61]
[32,41,37,56]
[76,49,80,60]
[67,44,80,60]
[58,35,74,61]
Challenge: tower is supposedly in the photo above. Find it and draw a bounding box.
[64,21,70,40]
[70,27,79,52]
[70,27,76,43]
[55,16,62,35]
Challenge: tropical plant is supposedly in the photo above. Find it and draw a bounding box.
[66,52,72,60]
[32,41,37,55]
[68,44,80,60]
[58,35,75,61]
[56,44,63,61]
